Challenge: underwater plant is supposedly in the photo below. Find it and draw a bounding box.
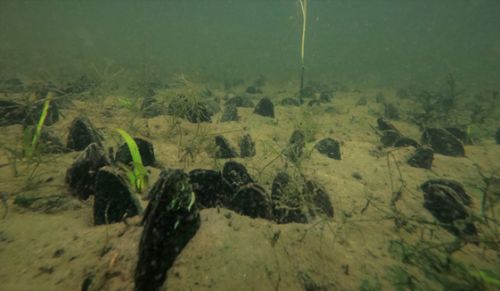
[177,124,212,168]
[164,74,213,123]
[298,0,308,98]
[24,92,52,160]
[116,128,148,193]
[471,270,500,288]
[89,60,125,99]
[408,74,464,128]
[0,93,54,184]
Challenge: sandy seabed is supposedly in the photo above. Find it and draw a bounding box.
[0,81,499,291]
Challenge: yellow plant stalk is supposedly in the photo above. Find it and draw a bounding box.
[299,0,307,66]
[299,0,308,94]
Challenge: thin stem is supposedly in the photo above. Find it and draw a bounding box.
[299,0,307,66]
[299,0,308,95]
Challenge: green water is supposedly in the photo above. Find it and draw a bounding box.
[1,0,499,88]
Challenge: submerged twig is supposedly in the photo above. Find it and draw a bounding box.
[386,149,406,210]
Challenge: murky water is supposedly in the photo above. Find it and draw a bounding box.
[1,1,499,290]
